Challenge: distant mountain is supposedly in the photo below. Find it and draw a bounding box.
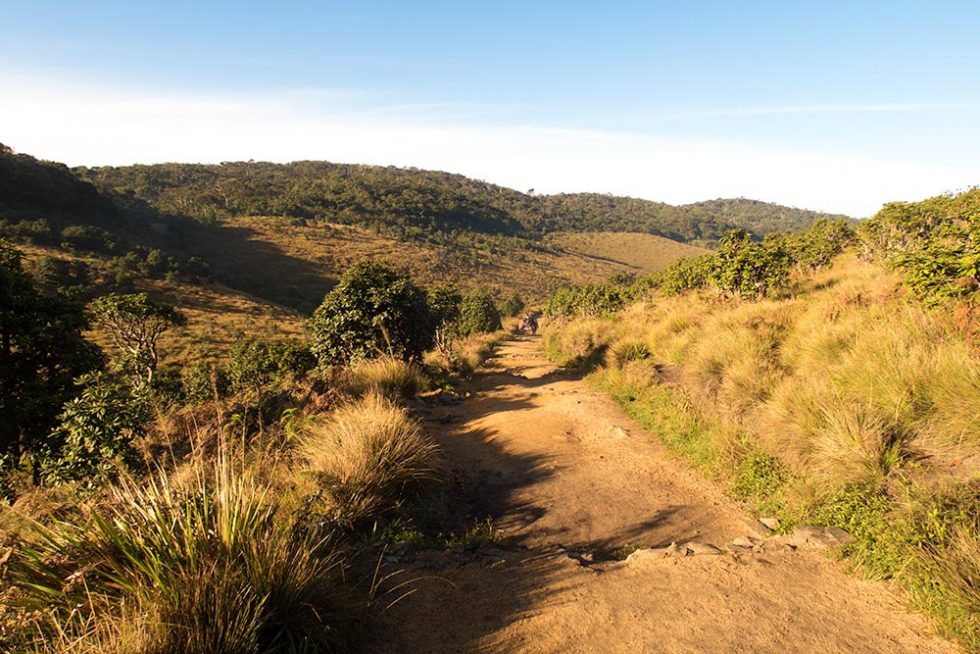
[72,159,849,246]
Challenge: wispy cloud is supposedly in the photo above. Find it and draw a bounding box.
[1,73,977,217]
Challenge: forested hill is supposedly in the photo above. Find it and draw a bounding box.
[73,159,849,245]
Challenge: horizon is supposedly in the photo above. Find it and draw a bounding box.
[3,1,980,217]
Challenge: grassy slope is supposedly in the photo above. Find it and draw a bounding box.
[547,231,710,274]
[544,255,979,650]
[184,215,633,311]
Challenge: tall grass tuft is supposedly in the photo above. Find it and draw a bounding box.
[10,454,358,653]
[345,356,424,400]
[302,393,439,528]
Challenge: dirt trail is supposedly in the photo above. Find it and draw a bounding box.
[370,336,958,654]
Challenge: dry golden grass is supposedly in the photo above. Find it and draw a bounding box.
[550,255,980,485]
[547,231,710,274]
[345,356,425,400]
[301,393,439,527]
[192,216,635,307]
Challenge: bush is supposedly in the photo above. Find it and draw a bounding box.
[302,393,438,527]
[10,456,357,652]
[228,337,315,392]
[182,361,231,403]
[712,229,791,299]
[656,254,715,295]
[499,293,525,317]
[310,261,434,366]
[60,225,117,254]
[40,373,148,487]
[456,289,502,336]
[861,189,980,304]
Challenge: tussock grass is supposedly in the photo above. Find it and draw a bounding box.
[545,255,980,650]
[8,454,359,653]
[345,356,425,400]
[302,393,439,527]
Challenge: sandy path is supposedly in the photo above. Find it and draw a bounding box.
[369,336,958,653]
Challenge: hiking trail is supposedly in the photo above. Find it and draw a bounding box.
[369,335,957,654]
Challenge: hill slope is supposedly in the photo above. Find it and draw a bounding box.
[547,231,710,274]
[74,160,849,245]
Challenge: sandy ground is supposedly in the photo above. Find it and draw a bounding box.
[368,336,959,654]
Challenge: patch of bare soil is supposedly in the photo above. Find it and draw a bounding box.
[369,336,959,653]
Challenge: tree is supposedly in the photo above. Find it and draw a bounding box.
[427,283,463,357]
[499,293,525,317]
[457,290,502,336]
[0,240,103,486]
[309,261,434,366]
[227,337,315,392]
[90,293,186,389]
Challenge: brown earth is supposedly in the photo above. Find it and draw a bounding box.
[369,336,959,654]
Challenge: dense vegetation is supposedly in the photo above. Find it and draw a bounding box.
[73,159,847,246]
[542,189,979,651]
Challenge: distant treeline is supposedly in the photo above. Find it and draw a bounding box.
[70,159,848,245]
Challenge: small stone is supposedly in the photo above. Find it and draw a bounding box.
[730,536,758,548]
[782,526,853,550]
[684,542,723,556]
[759,517,781,531]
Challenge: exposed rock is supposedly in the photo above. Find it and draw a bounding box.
[781,526,853,550]
[684,542,723,556]
[759,517,781,531]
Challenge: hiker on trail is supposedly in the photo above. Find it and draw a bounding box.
[520,313,538,336]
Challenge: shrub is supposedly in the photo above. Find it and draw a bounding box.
[39,373,148,487]
[302,393,438,527]
[656,254,715,295]
[346,356,424,400]
[861,189,980,304]
[228,337,315,392]
[499,293,526,317]
[456,289,502,336]
[310,261,434,366]
[712,229,791,299]
[10,456,357,653]
[182,361,231,403]
[60,224,117,254]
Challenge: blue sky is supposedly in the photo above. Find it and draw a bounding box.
[2,0,979,216]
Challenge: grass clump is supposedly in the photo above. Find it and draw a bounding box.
[345,356,425,400]
[302,393,439,528]
[8,454,359,654]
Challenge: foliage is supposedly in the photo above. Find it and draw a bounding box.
[182,361,231,403]
[227,337,315,392]
[309,261,434,366]
[74,158,848,246]
[426,282,464,356]
[39,373,148,486]
[861,188,980,304]
[60,225,118,254]
[90,293,187,389]
[0,240,104,484]
[499,293,526,317]
[782,218,856,271]
[711,229,791,299]
[655,253,715,295]
[545,275,652,319]
[456,289,502,337]
[10,455,357,653]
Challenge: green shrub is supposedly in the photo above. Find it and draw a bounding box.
[183,361,231,403]
[499,293,525,317]
[310,261,434,366]
[228,337,315,392]
[712,229,791,299]
[40,373,149,487]
[861,189,980,304]
[456,289,502,336]
[656,254,715,295]
[60,224,118,254]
